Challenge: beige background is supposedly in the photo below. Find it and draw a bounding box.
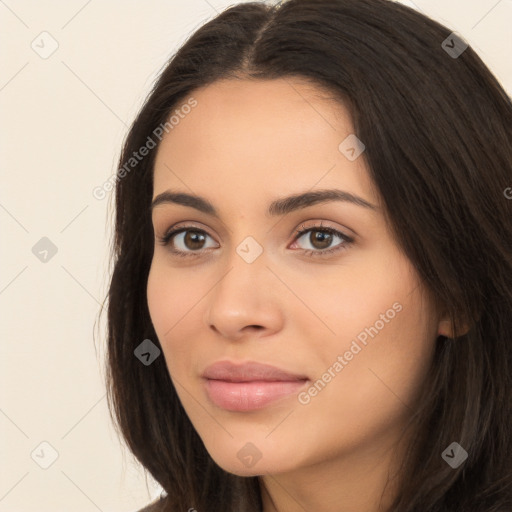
[1,1,511,511]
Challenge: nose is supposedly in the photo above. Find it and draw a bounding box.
[203,253,284,342]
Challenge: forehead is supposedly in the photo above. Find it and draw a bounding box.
[152,78,379,210]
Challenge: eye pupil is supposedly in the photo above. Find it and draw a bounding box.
[185,231,205,249]
[311,230,332,249]
[161,224,350,259]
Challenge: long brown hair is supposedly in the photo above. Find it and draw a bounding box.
[101,1,512,510]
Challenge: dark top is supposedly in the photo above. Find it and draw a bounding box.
[136,498,162,512]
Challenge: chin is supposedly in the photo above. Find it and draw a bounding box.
[205,443,299,478]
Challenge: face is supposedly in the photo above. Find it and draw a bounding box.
[147,78,443,478]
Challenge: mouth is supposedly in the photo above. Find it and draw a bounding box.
[201,360,309,412]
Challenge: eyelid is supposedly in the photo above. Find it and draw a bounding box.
[157,218,353,237]
[158,221,217,241]
[290,222,354,256]
[156,219,355,259]
[156,222,219,253]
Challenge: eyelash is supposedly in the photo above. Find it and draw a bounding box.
[156,222,354,259]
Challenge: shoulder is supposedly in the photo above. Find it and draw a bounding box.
[135,498,163,512]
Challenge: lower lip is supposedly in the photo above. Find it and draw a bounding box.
[204,378,308,411]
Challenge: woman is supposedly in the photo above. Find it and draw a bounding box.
[103,0,512,511]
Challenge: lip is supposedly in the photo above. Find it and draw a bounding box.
[202,360,309,411]
[202,360,308,382]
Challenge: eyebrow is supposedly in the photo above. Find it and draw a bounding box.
[150,188,378,217]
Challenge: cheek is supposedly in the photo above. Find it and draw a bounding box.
[147,263,171,335]
[146,262,203,370]
[299,257,436,426]
[292,257,405,348]
[311,285,435,425]
[289,305,434,471]
[147,259,201,327]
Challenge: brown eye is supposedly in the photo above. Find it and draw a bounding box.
[181,230,207,250]
[157,227,218,257]
[291,224,354,258]
[157,223,354,259]
[307,230,334,250]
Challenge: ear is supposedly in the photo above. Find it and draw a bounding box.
[437,315,471,339]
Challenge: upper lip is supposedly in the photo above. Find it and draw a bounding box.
[202,360,308,382]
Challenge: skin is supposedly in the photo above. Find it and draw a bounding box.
[147,77,456,512]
